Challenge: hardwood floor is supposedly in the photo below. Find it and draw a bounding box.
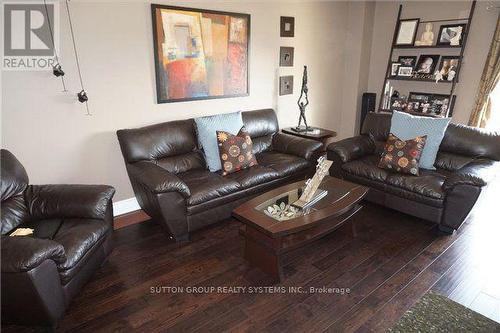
[3,184,500,332]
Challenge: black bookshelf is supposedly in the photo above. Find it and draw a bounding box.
[378,1,476,118]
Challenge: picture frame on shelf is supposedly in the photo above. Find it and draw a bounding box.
[437,23,467,46]
[390,62,401,76]
[395,18,419,46]
[435,56,460,81]
[409,92,433,103]
[415,54,440,74]
[279,47,294,67]
[397,56,417,68]
[428,94,451,117]
[397,66,413,77]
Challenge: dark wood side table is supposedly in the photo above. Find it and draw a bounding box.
[282,127,337,153]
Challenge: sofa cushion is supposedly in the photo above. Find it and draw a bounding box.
[224,165,280,189]
[54,218,110,283]
[342,155,390,183]
[378,133,427,175]
[178,169,241,206]
[390,111,451,170]
[195,111,244,172]
[217,127,258,176]
[386,170,445,201]
[256,152,309,176]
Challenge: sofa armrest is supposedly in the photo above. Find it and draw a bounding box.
[272,133,322,160]
[442,173,486,191]
[127,161,190,198]
[327,135,375,163]
[25,184,115,220]
[1,236,66,273]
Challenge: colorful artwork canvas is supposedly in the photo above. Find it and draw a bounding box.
[152,5,250,103]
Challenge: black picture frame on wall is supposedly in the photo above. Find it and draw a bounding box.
[280,16,295,37]
[151,4,251,103]
[279,47,294,66]
[279,76,293,95]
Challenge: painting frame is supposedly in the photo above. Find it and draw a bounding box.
[436,23,467,46]
[151,4,250,103]
[395,18,419,46]
[279,47,294,67]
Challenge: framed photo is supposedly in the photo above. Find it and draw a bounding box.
[279,75,293,95]
[415,54,440,74]
[437,23,466,46]
[151,5,250,103]
[397,66,413,77]
[279,47,294,67]
[390,98,408,112]
[280,16,295,37]
[395,18,419,46]
[390,62,401,76]
[397,56,417,68]
[409,92,432,103]
[436,56,460,81]
[428,94,451,117]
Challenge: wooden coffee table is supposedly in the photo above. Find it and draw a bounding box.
[233,176,368,282]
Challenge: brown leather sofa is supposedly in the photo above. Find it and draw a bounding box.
[1,150,115,327]
[117,109,322,241]
[328,112,500,233]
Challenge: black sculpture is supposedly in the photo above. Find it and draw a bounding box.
[294,66,314,133]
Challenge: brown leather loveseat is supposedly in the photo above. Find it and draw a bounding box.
[117,109,322,241]
[327,112,500,233]
[1,149,115,326]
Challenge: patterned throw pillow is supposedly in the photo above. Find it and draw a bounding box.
[217,127,258,176]
[378,133,427,176]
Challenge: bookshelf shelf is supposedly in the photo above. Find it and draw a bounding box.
[378,1,476,118]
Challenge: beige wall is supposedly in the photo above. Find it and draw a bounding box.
[2,0,496,203]
[366,1,498,124]
[2,0,358,201]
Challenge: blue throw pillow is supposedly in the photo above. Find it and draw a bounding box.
[195,111,244,172]
[390,111,451,170]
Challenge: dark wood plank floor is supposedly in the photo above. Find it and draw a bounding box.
[3,183,500,332]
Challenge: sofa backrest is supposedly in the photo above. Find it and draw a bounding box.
[1,149,29,234]
[117,109,280,174]
[440,124,500,161]
[361,112,500,162]
[242,109,279,154]
[117,119,205,174]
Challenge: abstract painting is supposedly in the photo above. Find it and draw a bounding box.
[151,5,250,103]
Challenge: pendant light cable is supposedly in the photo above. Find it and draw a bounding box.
[65,0,91,115]
[43,0,67,91]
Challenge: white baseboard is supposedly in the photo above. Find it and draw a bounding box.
[113,197,140,217]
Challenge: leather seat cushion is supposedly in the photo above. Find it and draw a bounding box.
[54,218,110,283]
[224,165,279,189]
[256,152,310,176]
[385,170,445,207]
[342,155,389,183]
[178,169,241,206]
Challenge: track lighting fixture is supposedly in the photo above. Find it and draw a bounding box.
[53,64,65,77]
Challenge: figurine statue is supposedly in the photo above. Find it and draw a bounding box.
[295,66,311,132]
[292,156,332,209]
[415,23,434,46]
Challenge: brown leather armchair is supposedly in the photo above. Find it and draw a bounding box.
[327,112,500,233]
[1,149,115,327]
